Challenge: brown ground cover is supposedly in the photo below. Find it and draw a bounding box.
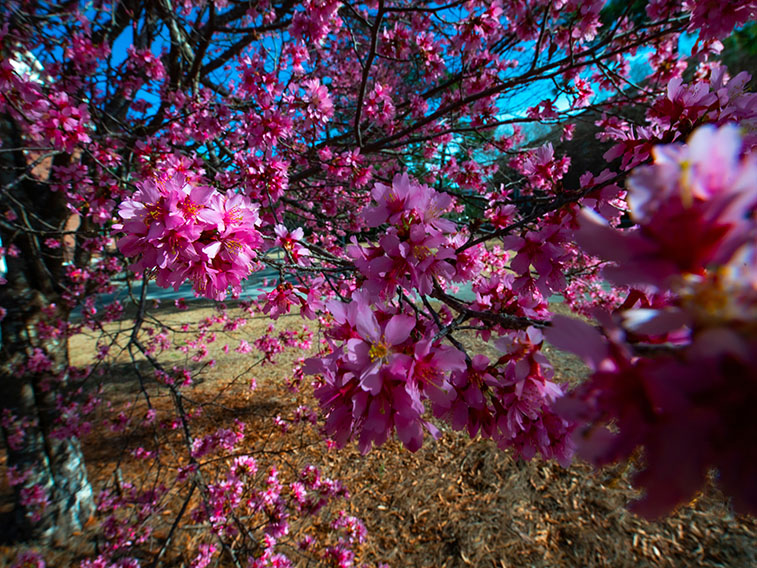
[2,300,756,567]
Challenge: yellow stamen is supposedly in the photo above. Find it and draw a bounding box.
[227,207,244,223]
[224,239,243,255]
[413,245,431,260]
[680,160,694,208]
[369,340,389,362]
[147,203,163,220]
[181,199,202,218]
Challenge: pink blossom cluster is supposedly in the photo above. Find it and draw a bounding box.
[19,483,50,524]
[364,84,396,128]
[235,151,290,203]
[29,92,92,153]
[324,511,368,567]
[501,215,573,299]
[348,173,458,297]
[189,543,218,568]
[486,185,518,229]
[685,0,756,40]
[306,293,464,452]
[2,409,36,451]
[191,419,246,459]
[432,328,575,466]
[193,458,259,538]
[290,0,342,44]
[190,456,362,568]
[85,483,167,565]
[301,79,334,127]
[250,323,314,366]
[273,224,311,265]
[318,147,373,189]
[119,45,166,98]
[73,394,366,568]
[49,390,99,440]
[262,281,324,320]
[48,155,120,225]
[511,142,571,192]
[305,292,574,464]
[601,72,757,172]
[552,124,757,517]
[116,174,263,300]
[468,272,551,340]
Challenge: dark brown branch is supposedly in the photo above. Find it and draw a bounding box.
[354,0,385,148]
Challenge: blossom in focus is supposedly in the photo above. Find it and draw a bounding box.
[305,292,574,463]
[115,174,263,300]
[344,301,414,395]
[304,295,462,453]
[273,224,311,264]
[351,173,458,297]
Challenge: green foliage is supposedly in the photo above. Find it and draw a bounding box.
[600,0,649,28]
[720,22,757,82]
[723,21,757,56]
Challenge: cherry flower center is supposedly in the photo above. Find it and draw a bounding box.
[227,207,244,223]
[468,370,484,388]
[399,210,419,231]
[414,361,437,386]
[146,201,165,221]
[369,340,389,362]
[680,269,744,323]
[180,198,202,218]
[412,244,431,260]
[224,239,243,255]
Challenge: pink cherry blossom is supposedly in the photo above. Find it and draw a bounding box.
[116,175,263,300]
[273,225,311,264]
[577,124,757,289]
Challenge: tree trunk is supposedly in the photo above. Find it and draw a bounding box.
[0,287,95,543]
[0,112,95,543]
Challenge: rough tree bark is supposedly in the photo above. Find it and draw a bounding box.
[0,290,95,542]
[0,114,95,542]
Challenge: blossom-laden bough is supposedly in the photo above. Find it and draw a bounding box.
[2,0,757,566]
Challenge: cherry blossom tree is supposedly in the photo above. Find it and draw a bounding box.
[1,0,757,564]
